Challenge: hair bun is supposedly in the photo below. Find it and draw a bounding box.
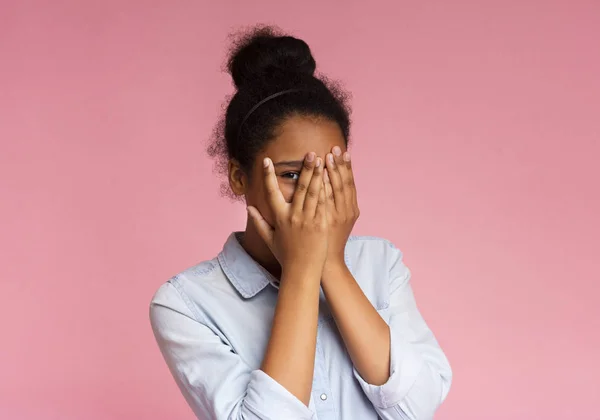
[228,28,316,89]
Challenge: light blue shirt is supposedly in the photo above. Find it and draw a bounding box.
[150,233,452,419]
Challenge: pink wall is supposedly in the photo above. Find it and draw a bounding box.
[1,1,599,419]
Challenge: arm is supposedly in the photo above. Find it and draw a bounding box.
[321,262,391,385]
[322,148,452,419]
[149,280,316,420]
[323,242,452,420]
[260,263,322,406]
[151,155,327,419]
[321,148,392,385]
[247,153,328,406]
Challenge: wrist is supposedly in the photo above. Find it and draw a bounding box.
[322,258,350,283]
[281,260,324,283]
[324,252,345,268]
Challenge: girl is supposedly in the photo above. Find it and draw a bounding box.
[150,26,452,420]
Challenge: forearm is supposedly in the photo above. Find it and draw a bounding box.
[322,263,391,386]
[261,264,321,406]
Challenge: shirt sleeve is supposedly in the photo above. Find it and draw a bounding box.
[149,281,316,420]
[352,242,453,420]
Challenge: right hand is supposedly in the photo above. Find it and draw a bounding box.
[247,152,328,273]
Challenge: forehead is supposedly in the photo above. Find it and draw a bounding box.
[263,115,346,159]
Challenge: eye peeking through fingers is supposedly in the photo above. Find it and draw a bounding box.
[280,172,300,181]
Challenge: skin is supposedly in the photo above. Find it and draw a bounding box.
[229,115,346,277]
[228,115,392,406]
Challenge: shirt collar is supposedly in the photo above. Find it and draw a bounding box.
[218,232,280,299]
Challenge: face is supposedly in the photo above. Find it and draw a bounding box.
[229,114,347,225]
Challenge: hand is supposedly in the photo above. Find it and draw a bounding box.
[323,146,360,271]
[247,152,328,273]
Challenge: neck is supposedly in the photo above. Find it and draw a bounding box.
[240,219,282,279]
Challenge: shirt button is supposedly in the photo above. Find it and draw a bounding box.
[320,393,327,401]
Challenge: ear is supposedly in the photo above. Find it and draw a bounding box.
[228,159,247,197]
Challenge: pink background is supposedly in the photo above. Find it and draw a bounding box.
[1,1,599,419]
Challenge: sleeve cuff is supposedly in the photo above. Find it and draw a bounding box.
[353,324,425,409]
[245,370,316,419]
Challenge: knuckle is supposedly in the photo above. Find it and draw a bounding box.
[295,182,307,193]
[307,189,319,199]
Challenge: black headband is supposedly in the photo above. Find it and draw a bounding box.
[237,89,301,142]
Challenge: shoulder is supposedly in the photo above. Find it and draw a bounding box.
[149,257,222,314]
[344,236,407,310]
[346,235,404,262]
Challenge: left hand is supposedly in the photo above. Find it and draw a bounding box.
[323,146,360,272]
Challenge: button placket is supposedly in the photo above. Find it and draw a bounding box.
[311,313,338,418]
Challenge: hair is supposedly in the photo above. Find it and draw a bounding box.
[207,25,352,198]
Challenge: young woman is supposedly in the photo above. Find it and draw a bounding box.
[150,26,452,420]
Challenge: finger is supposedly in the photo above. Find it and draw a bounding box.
[303,157,324,217]
[247,206,274,246]
[323,168,335,216]
[333,147,354,212]
[325,152,345,212]
[332,145,345,168]
[316,175,327,223]
[342,151,357,209]
[262,157,286,211]
[291,152,316,214]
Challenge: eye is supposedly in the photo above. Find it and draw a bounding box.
[281,172,300,181]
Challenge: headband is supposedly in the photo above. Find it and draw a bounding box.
[237,89,301,142]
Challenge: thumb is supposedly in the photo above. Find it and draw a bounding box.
[247,206,274,246]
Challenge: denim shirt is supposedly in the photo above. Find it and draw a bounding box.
[149,233,452,420]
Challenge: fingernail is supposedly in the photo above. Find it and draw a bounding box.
[343,151,351,162]
[306,152,315,162]
[333,146,342,156]
[315,157,322,168]
[263,158,270,168]
[328,153,335,166]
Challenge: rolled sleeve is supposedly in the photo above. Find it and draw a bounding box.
[353,323,426,408]
[246,370,315,419]
[353,242,452,420]
[150,281,315,420]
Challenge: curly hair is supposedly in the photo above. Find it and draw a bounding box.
[207,25,352,199]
